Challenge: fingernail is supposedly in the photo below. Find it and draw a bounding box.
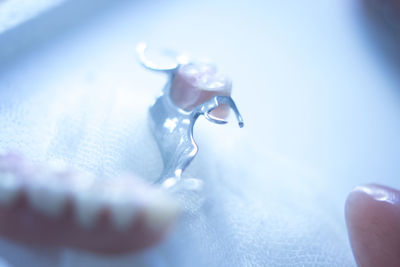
[345,184,400,267]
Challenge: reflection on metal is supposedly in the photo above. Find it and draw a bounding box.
[137,43,244,190]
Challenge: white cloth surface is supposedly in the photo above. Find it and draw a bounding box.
[0,0,400,266]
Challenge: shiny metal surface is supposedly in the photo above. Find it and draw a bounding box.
[137,43,244,188]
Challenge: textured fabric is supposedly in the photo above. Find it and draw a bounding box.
[0,44,355,266]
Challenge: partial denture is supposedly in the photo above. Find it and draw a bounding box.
[0,152,179,254]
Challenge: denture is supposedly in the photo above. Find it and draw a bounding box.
[0,152,179,254]
[137,43,243,186]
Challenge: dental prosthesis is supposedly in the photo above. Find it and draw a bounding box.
[0,152,178,254]
[137,43,244,190]
[0,44,244,254]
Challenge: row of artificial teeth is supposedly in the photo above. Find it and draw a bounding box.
[0,153,178,231]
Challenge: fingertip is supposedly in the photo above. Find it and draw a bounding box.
[345,184,400,267]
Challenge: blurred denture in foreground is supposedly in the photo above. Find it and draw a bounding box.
[0,152,179,254]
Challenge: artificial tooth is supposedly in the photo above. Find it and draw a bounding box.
[103,178,138,231]
[142,191,179,232]
[26,170,70,217]
[73,173,105,228]
[170,62,232,111]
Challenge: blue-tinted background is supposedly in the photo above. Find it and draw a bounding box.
[0,0,399,266]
